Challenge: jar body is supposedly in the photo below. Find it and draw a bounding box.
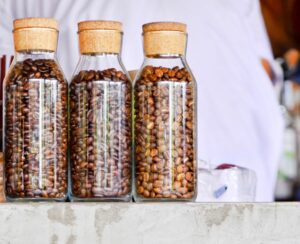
[134,56,197,201]
[69,55,132,201]
[4,52,68,201]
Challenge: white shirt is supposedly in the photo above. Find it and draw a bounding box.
[0,0,284,201]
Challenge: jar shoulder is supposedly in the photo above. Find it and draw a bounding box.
[5,58,67,86]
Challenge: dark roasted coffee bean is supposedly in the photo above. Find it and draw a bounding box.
[70,68,132,199]
[4,58,68,200]
[134,65,196,200]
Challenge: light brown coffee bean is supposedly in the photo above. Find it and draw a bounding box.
[134,65,196,200]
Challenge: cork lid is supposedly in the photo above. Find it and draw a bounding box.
[13,18,59,31]
[13,17,59,52]
[78,20,123,54]
[78,20,122,32]
[143,21,187,56]
[143,22,187,33]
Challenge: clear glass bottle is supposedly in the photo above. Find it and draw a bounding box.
[134,22,197,201]
[3,18,68,201]
[69,21,132,201]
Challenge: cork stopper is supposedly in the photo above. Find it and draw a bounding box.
[13,18,59,52]
[78,20,122,54]
[143,22,187,56]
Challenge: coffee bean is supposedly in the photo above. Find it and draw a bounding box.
[4,58,68,200]
[70,68,132,199]
[134,65,196,200]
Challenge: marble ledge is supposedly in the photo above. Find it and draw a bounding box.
[0,202,298,244]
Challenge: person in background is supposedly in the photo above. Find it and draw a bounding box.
[261,0,300,58]
[0,0,284,201]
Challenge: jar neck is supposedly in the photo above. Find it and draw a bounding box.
[80,53,120,58]
[79,53,121,64]
[145,54,184,58]
[74,53,126,74]
[143,54,187,68]
[15,50,56,62]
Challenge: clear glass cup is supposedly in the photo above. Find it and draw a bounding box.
[197,163,257,202]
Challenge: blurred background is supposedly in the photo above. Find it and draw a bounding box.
[260,0,300,201]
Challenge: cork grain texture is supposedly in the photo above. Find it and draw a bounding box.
[13,18,58,52]
[78,20,122,54]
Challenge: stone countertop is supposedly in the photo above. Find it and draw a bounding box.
[0,203,298,244]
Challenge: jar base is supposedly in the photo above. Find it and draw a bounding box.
[5,196,67,202]
[69,194,132,202]
[133,197,196,202]
[133,191,197,202]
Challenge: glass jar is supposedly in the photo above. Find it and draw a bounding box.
[3,18,68,201]
[69,21,132,201]
[134,22,197,201]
